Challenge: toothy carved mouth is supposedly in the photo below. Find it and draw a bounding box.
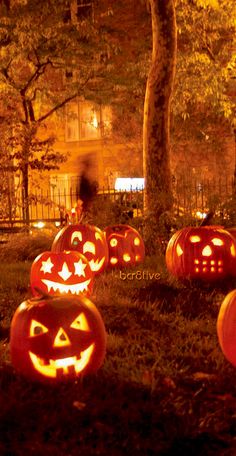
[194,259,223,273]
[29,343,94,378]
[89,257,105,272]
[42,279,91,294]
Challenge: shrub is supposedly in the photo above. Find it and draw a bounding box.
[0,232,54,262]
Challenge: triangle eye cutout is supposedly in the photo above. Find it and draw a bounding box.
[70,312,91,332]
[30,319,48,337]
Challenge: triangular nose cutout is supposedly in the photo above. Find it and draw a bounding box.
[53,328,71,347]
[202,245,212,257]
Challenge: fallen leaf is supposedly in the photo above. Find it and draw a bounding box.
[73,401,86,410]
[192,372,217,381]
[162,376,176,389]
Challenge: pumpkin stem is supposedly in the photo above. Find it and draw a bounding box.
[200,211,214,227]
[31,287,52,301]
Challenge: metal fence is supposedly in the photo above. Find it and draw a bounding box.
[0,176,234,228]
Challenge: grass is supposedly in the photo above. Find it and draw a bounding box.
[1,250,236,455]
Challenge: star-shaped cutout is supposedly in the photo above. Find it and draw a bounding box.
[40,257,54,274]
[74,259,87,277]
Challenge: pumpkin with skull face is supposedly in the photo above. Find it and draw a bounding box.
[104,224,145,268]
[30,251,93,297]
[51,224,108,275]
[10,295,106,382]
[165,226,236,280]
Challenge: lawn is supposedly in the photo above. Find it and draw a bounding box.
[1,254,236,455]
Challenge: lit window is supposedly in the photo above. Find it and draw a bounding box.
[79,101,101,140]
[65,100,111,142]
[65,102,79,142]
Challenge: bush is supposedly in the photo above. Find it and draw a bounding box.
[0,232,54,262]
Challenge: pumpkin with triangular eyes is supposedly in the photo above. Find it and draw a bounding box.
[30,251,93,297]
[51,224,108,275]
[10,295,106,382]
[104,224,145,268]
[165,226,236,280]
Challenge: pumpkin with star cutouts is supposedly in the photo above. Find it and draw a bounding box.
[51,224,108,275]
[30,250,93,297]
[10,294,106,382]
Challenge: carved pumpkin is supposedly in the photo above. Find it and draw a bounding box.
[165,226,236,280]
[30,251,93,297]
[10,295,106,382]
[51,224,108,275]
[217,289,236,366]
[104,224,145,268]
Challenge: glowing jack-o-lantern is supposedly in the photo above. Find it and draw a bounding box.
[51,224,108,275]
[104,224,145,268]
[217,289,236,367]
[165,226,236,280]
[30,251,93,297]
[10,295,106,382]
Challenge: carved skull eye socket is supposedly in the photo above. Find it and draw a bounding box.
[30,320,48,337]
[134,237,140,246]
[231,244,236,257]
[110,238,118,247]
[70,312,90,332]
[211,238,224,246]
[71,231,83,246]
[190,236,201,243]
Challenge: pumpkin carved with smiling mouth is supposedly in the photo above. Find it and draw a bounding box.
[51,224,109,275]
[30,250,93,297]
[10,295,107,382]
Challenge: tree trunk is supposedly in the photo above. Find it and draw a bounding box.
[21,162,30,225]
[233,128,236,193]
[143,0,177,249]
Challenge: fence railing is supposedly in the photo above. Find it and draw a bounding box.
[0,176,234,228]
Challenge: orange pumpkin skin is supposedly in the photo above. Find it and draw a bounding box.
[104,224,145,268]
[217,290,236,367]
[226,228,236,241]
[10,295,106,383]
[30,251,93,297]
[165,226,236,280]
[51,224,108,275]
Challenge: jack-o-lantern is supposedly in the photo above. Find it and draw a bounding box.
[30,251,93,297]
[104,224,145,268]
[165,226,236,280]
[51,224,108,275]
[10,295,106,382]
[217,289,236,367]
